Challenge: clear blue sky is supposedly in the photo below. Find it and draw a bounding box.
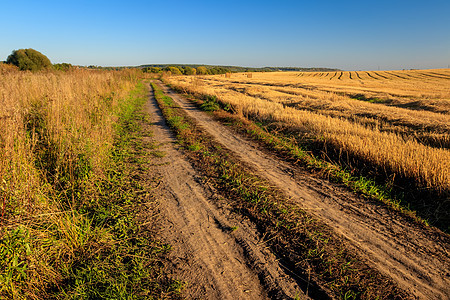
[1,0,449,70]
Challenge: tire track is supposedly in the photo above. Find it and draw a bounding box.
[145,87,305,300]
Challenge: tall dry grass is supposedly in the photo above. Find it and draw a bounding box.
[0,66,142,297]
[0,67,138,219]
[166,71,450,194]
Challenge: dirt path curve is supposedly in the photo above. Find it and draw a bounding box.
[157,83,450,299]
[144,88,305,299]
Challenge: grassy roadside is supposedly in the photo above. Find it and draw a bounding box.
[0,82,181,299]
[151,82,410,300]
[165,78,450,233]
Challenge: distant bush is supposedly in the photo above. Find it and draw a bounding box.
[164,66,182,75]
[143,67,161,73]
[196,66,208,75]
[209,67,231,75]
[53,63,73,71]
[183,66,196,75]
[6,48,52,71]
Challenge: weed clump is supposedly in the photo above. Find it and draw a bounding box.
[200,95,220,111]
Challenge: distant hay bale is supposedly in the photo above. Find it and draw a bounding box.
[226,72,231,78]
[247,73,253,78]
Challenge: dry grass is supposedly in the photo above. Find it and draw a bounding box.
[0,67,144,297]
[166,69,450,195]
[0,67,138,220]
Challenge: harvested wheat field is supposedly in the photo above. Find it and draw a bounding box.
[1,64,449,299]
[3,0,450,298]
[166,69,450,230]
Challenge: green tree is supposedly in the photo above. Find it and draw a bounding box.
[53,63,73,71]
[196,66,208,75]
[164,66,182,75]
[6,48,52,71]
[209,67,230,75]
[183,66,196,75]
[142,67,162,73]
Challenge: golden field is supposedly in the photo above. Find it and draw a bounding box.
[166,69,450,194]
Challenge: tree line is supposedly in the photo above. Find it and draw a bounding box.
[142,65,234,75]
[3,48,341,74]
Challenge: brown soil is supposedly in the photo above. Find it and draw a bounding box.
[144,89,307,299]
[148,82,450,300]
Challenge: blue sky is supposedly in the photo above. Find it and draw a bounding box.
[1,0,449,70]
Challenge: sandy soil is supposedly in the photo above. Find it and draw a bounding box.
[152,82,450,300]
[144,89,306,299]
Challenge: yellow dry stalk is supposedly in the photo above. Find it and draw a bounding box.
[0,68,138,219]
[167,70,450,192]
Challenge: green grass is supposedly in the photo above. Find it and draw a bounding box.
[150,150,167,158]
[0,82,181,299]
[229,226,239,232]
[151,81,408,300]
[200,95,221,111]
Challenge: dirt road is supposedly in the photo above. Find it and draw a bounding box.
[153,83,450,299]
[144,88,306,299]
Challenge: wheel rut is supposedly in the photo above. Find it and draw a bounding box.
[144,87,305,299]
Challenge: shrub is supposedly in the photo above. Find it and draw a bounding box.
[183,66,196,75]
[53,63,73,71]
[164,66,182,75]
[209,67,230,75]
[6,48,52,71]
[196,66,208,75]
[200,95,220,111]
[142,67,161,73]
